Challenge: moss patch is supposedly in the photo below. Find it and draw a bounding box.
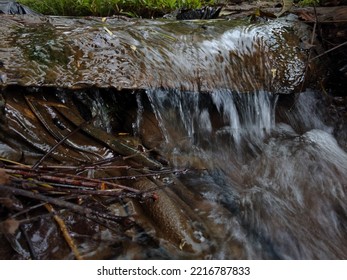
[18,0,217,17]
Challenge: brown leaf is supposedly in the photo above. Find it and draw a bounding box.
[0,169,10,185]
[297,11,315,22]
[1,218,20,235]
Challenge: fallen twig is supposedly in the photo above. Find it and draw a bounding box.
[31,116,95,170]
[19,223,38,260]
[0,184,133,227]
[3,167,140,193]
[101,168,190,180]
[44,203,83,260]
[310,41,347,61]
[290,4,318,112]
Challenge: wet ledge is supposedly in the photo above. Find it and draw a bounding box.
[0,14,320,94]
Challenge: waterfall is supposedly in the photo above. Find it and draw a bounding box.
[1,13,345,260]
[146,89,277,163]
[144,89,347,259]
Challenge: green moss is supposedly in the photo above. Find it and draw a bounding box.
[11,24,71,82]
[297,0,319,7]
[18,0,217,17]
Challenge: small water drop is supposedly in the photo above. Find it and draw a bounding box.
[193,231,206,243]
[162,177,173,185]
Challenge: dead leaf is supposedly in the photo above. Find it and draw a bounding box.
[103,26,113,36]
[1,218,20,235]
[0,169,10,185]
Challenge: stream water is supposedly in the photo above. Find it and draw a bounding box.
[1,15,346,260]
[141,88,347,259]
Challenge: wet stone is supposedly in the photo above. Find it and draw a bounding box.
[0,14,319,94]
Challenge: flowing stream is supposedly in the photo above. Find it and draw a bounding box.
[140,89,347,259]
[0,15,346,260]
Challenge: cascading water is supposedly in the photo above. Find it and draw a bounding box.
[142,89,347,259]
[1,13,346,260]
[147,89,277,167]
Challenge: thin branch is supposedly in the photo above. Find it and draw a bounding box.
[5,168,140,193]
[0,184,134,227]
[310,41,347,61]
[32,117,94,170]
[44,203,83,260]
[25,183,128,197]
[100,168,190,180]
[290,4,318,112]
[9,201,48,219]
[303,19,347,23]
[19,224,38,260]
